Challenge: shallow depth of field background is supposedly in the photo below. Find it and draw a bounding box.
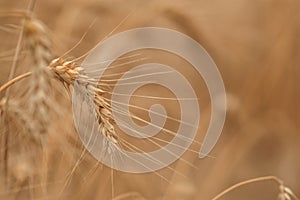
[0,0,299,199]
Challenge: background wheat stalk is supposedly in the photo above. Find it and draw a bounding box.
[24,17,52,143]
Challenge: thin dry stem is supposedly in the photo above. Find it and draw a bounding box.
[1,3,29,186]
[211,176,299,200]
[0,72,31,94]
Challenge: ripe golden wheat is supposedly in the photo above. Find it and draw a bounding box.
[0,6,299,200]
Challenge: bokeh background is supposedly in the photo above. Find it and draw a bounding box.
[0,0,299,199]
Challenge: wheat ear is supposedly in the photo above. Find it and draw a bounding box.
[49,58,118,144]
[0,16,118,146]
[23,17,53,143]
[27,17,118,145]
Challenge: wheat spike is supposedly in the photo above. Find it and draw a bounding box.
[0,18,118,146]
[23,17,53,143]
[49,57,118,144]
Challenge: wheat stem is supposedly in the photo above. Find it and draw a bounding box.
[0,72,32,94]
[211,176,286,200]
[1,7,25,188]
[1,0,36,187]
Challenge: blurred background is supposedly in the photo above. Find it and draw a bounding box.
[0,0,299,199]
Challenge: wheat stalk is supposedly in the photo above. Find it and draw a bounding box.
[0,16,118,146]
[211,176,299,200]
[23,17,53,143]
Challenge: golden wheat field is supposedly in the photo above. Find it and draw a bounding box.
[0,0,300,199]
